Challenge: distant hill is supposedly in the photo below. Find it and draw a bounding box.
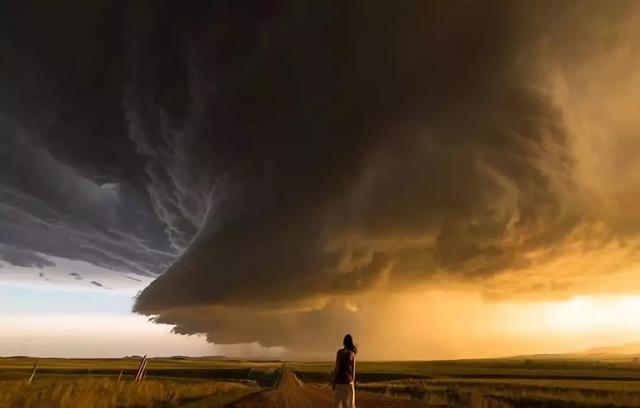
[166,355,229,360]
[584,342,640,355]
[501,343,640,362]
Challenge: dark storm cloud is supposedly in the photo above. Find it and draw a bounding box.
[0,127,175,275]
[129,1,640,350]
[0,1,177,276]
[2,1,639,352]
[133,0,589,313]
[154,300,365,355]
[0,244,55,269]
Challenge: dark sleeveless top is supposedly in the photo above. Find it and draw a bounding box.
[334,348,355,384]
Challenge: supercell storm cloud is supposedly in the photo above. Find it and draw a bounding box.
[2,1,640,353]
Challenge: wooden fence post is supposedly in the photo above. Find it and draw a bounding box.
[117,369,123,382]
[134,355,148,382]
[140,358,148,381]
[27,361,38,384]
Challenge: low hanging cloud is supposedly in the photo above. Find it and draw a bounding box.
[132,1,640,351]
[3,1,640,354]
[134,2,565,310]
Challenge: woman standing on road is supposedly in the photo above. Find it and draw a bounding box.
[333,334,357,408]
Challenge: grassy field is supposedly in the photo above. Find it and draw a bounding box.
[290,357,640,407]
[354,378,640,407]
[291,357,640,382]
[3,356,640,406]
[0,358,276,407]
[0,377,253,408]
[0,357,282,384]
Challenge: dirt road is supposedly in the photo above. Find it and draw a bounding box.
[225,367,429,407]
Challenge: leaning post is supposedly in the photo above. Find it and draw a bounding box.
[140,358,149,381]
[27,360,38,384]
[134,355,148,382]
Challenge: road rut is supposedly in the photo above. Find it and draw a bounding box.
[225,367,430,407]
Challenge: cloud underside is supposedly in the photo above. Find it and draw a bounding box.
[133,1,640,351]
[2,1,640,353]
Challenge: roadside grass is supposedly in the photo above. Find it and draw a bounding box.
[5,356,640,382]
[0,357,282,385]
[291,358,640,382]
[292,358,640,407]
[356,378,640,407]
[0,377,254,408]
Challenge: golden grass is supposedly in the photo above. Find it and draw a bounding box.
[356,378,640,407]
[0,377,253,408]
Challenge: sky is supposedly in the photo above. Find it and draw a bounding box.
[2,1,640,359]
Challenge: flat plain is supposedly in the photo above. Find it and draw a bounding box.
[2,354,640,407]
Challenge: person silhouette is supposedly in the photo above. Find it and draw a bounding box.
[333,334,357,408]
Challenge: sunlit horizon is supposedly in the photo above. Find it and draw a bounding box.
[4,276,640,361]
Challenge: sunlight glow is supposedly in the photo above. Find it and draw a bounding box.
[543,295,640,332]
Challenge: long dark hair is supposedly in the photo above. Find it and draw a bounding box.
[343,334,358,354]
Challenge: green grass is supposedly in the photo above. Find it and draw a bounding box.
[291,358,640,382]
[290,358,640,407]
[0,357,281,370]
[4,356,640,407]
[0,357,282,384]
[5,356,640,383]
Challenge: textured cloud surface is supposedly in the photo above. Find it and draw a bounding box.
[0,2,176,276]
[2,1,640,355]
